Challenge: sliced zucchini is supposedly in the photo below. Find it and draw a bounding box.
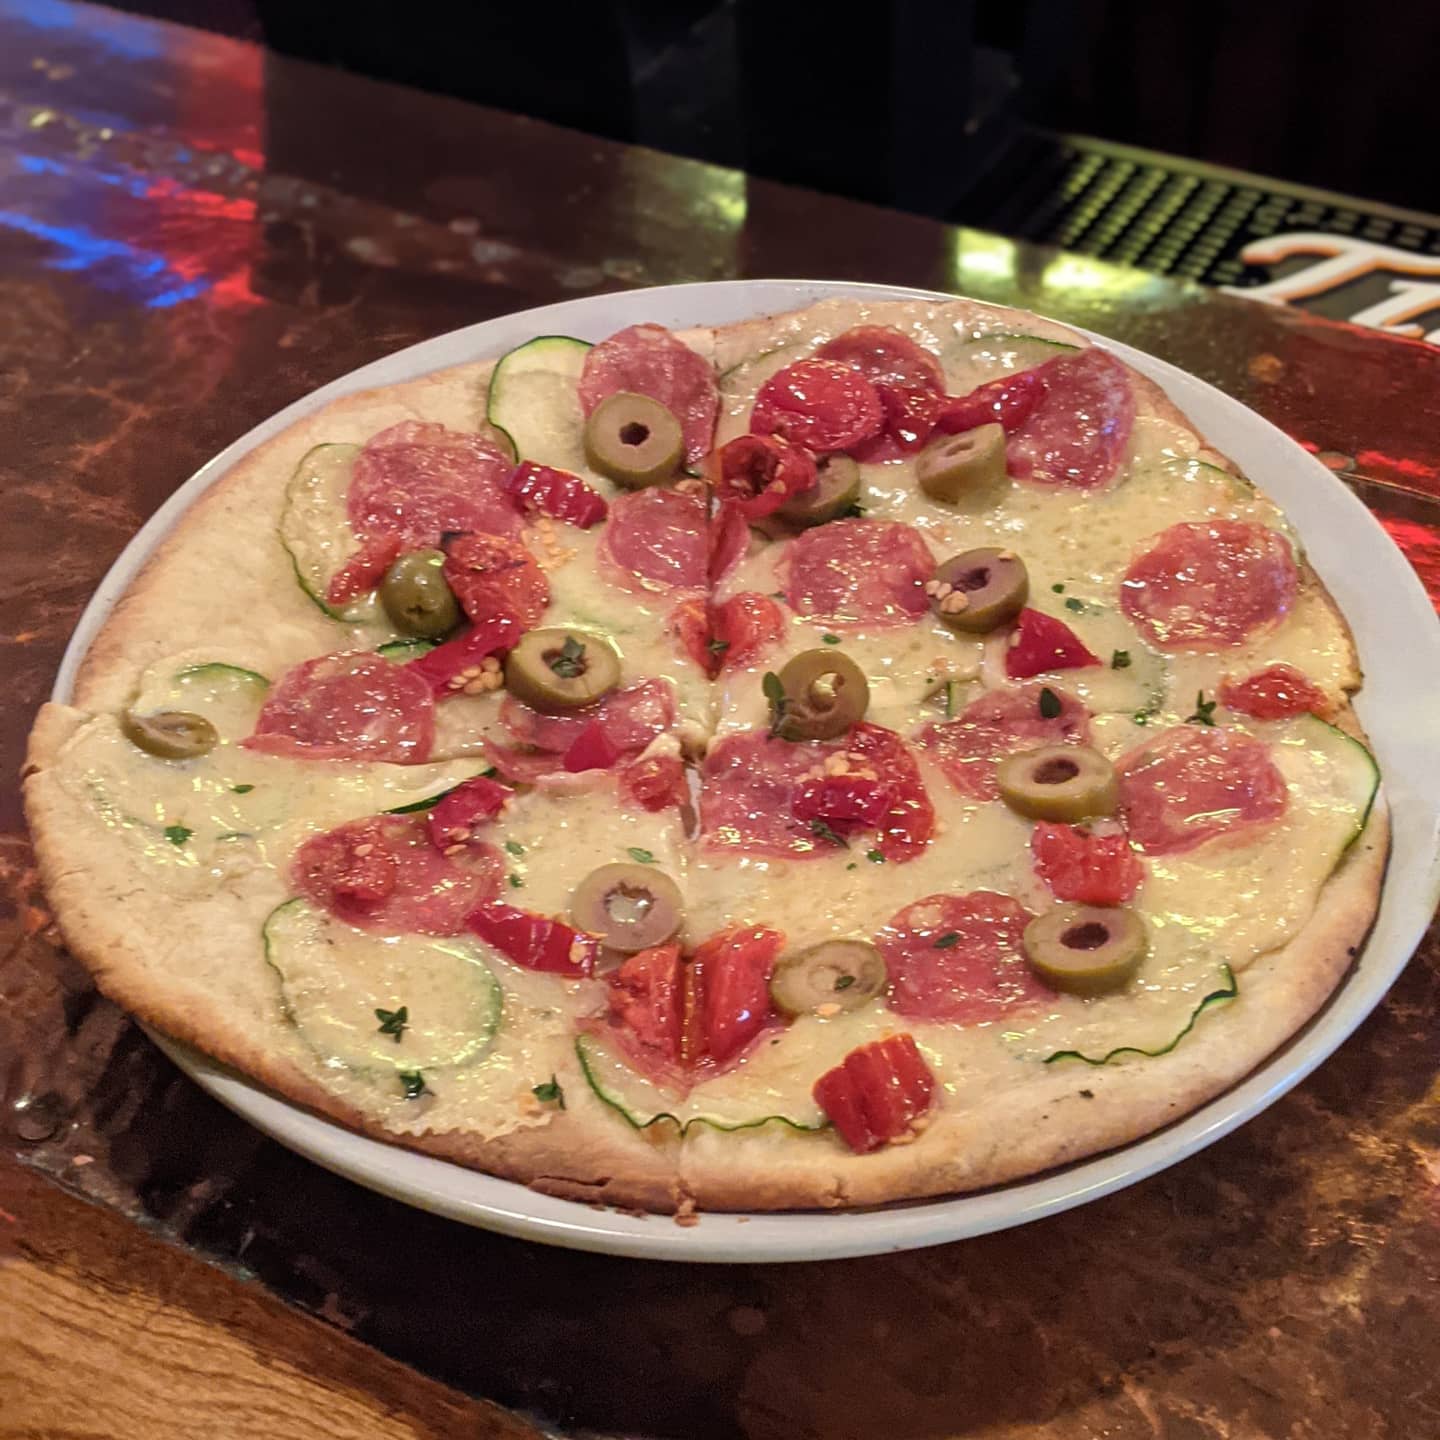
[942,332,1078,393]
[575,1034,825,1136]
[486,335,593,471]
[277,442,380,623]
[130,656,271,742]
[1044,966,1237,1066]
[264,899,502,1074]
[1288,714,1381,849]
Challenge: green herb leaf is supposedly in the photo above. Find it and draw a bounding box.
[384,785,459,815]
[399,1070,428,1100]
[1051,583,1066,593]
[840,501,866,519]
[1038,687,1062,719]
[866,848,885,864]
[163,824,192,847]
[1111,650,1132,670]
[231,783,255,795]
[845,862,858,871]
[480,765,499,779]
[374,1005,408,1043]
[706,638,730,656]
[934,932,960,949]
[834,975,856,991]
[532,1076,565,1108]
[547,635,587,680]
[1064,597,1085,613]
[1133,708,1155,726]
[821,633,841,645]
[809,818,848,849]
[504,840,525,857]
[762,670,789,737]
[627,847,655,864]
[508,873,524,888]
[1186,691,1218,727]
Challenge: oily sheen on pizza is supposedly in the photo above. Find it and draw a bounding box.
[24,296,1387,1214]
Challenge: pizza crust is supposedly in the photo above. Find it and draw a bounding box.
[26,295,1392,1215]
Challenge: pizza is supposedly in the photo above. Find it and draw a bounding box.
[23,295,1388,1215]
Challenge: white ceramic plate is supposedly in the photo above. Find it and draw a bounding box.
[55,280,1440,1262]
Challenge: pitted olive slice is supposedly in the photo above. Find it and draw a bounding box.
[925,547,1029,633]
[997,744,1117,822]
[775,454,860,528]
[1023,904,1146,996]
[770,649,869,741]
[769,939,886,1017]
[380,549,462,639]
[583,392,684,488]
[916,422,1007,503]
[121,709,219,760]
[571,863,683,953]
[504,628,622,713]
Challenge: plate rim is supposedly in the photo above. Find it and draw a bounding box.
[55,278,1440,1263]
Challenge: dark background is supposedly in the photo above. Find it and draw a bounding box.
[106,0,1440,220]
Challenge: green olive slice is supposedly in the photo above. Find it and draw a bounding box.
[121,709,219,760]
[774,454,860,528]
[380,549,462,639]
[916,422,1007,504]
[770,649,869,741]
[996,743,1118,822]
[1023,904,1147,996]
[583,392,684,488]
[925,547,1029,633]
[503,628,622,714]
[571,863,683,953]
[769,939,886,1017]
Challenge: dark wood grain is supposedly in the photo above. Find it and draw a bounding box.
[3,4,1439,1438]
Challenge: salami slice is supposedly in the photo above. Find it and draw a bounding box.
[1121,521,1298,650]
[918,684,1090,800]
[442,533,550,629]
[600,487,708,594]
[577,324,719,464]
[815,326,946,392]
[500,679,676,755]
[245,652,434,763]
[950,349,1133,490]
[348,422,519,547]
[1118,725,1288,855]
[750,360,884,454]
[699,723,932,861]
[783,519,933,626]
[293,813,502,935]
[877,891,1049,1024]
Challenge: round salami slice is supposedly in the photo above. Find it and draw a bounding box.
[245,652,434,763]
[698,723,932,861]
[1121,521,1299,650]
[293,813,502,935]
[700,730,834,858]
[599,487,708,593]
[577,324,719,465]
[500,678,676,755]
[1118,725,1288,855]
[1006,349,1136,490]
[783,518,933,626]
[918,684,1090,800]
[815,325,945,392]
[750,360,884,454]
[348,422,520,547]
[877,891,1049,1024]
[443,532,550,629]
